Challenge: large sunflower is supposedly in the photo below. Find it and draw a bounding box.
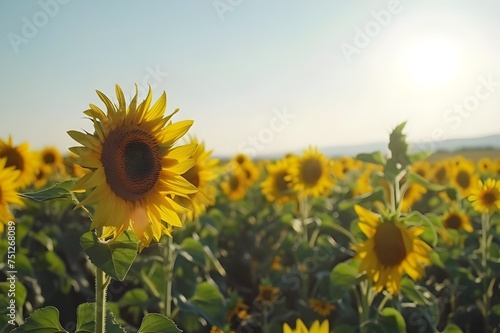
[261,158,295,205]
[0,158,24,231]
[283,319,329,333]
[289,146,334,197]
[449,159,478,197]
[0,136,38,189]
[68,85,197,249]
[468,178,500,214]
[175,138,218,221]
[353,205,431,294]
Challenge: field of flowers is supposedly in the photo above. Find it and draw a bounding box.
[1,86,500,333]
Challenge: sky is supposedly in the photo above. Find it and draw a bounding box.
[1,0,499,157]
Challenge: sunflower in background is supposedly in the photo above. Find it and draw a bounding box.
[468,178,500,214]
[221,168,248,201]
[40,146,65,174]
[64,152,88,179]
[401,182,427,212]
[283,319,329,333]
[230,153,259,186]
[352,205,431,294]
[0,136,38,189]
[308,298,335,317]
[477,157,493,175]
[449,159,478,197]
[33,164,52,189]
[0,158,24,232]
[412,161,431,180]
[261,158,295,205]
[289,146,334,198]
[175,138,218,221]
[332,156,362,180]
[441,209,473,232]
[68,85,197,249]
[431,161,450,185]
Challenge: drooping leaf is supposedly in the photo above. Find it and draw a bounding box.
[80,230,139,281]
[11,306,67,333]
[329,260,360,301]
[137,314,181,333]
[19,179,76,202]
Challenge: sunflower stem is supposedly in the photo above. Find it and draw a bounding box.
[359,280,371,333]
[480,213,491,332]
[163,235,176,318]
[95,227,109,333]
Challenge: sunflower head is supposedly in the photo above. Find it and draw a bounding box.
[431,161,450,185]
[289,146,334,198]
[441,209,473,232]
[261,158,295,205]
[353,205,431,294]
[255,285,279,306]
[468,178,500,214]
[221,167,248,201]
[332,156,362,180]
[0,158,24,229]
[412,161,431,180]
[40,146,64,173]
[308,298,335,317]
[449,159,478,197]
[477,157,493,174]
[0,136,38,189]
[69,85,197,249]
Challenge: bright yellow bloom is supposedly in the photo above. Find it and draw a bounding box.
[353,205,431,294]
[477,157,493,175]
[283,319,329,333]
[308,298,335,317]
[332,156,362,180]
[0,136,38,189]
[431,161,450,185]
[412,161,431,180]
[68,85,197,249]
[221,168,248,201]
[230,154,259,186]
[289,146,334,197]
[261,158,295,205]
[255,285,279,306]
[449,159,478,197]
[40,146,64,173]
[401,182,426,212]
[441,209,473,232]
[0,158,24,231]
[175,138,218,221]
[468,178,500,214]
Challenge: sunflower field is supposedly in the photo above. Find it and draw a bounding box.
[1,86,500,333]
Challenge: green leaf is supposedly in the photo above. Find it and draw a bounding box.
[442,323,463,333]
[408,151,431,163]
[179,282,226,328]
[400,278,433,306]
[19,179,76,202]
[492,304,500,316]
[356,151,386,166]
[80,230,139,281]
[329,260,360,301]
[75,303,126,333]
[379,307,406,333]
[138,314,181,333]
[12,306,67,333]
[179,238,206,267]
[406,170,446,191]
[0,280,27,308]
[338,187,385,210]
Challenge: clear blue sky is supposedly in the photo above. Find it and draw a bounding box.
[1,0,499,157]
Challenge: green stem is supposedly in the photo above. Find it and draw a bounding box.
[95,227,109,333]
[163,236,176,317]
[480,213,491,332]
[359,281,371,333]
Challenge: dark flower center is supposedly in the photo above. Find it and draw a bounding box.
[0,148,24,172]
[301,158,322,186]
[482,191,497,205]
[444,213,462,229]
[374,222,407,267]
[43,152,56,164]
[456,170,470,189]
[182,165,200,188]
[101,126,162,201]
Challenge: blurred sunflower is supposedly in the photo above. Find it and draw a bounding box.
[412,161,431,180]
[68,85,197,249]
[289,146,334,197]
[351,170,373,197]
[232,157,259,186]
[449,160,478,197]
[283,319,329,333]
[353,205,431,294]
[468,178,500,214]
[33,164,52,189]
[175,138,218,221]
[308,298,335,317]
[477,157,493,175]
[0,136,38,189]
[332,156,362,180]
[431,161,450,185]
[64,153,88,178]
[261,159,295,205]
[401,182,427,212]
[441,209,473,232]
[40,146,64,173]
[255,285,279,306]
[0,158,24,231]
[221,168,247,201]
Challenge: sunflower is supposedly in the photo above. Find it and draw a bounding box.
[289,146,334,198]
[231,157,259,186]
[468,178,500,214]
[332,156,362,180]
[431,161,450,185]
[441,209,473,232]
[449,160,478,197]
[68,85,197,249]
[352,205,431,294]
[0,136,38,189]
[33,164,52,189]
[227,299,250,322]
[40,146,64,173]
[175,138,218,221]
[308,298,335,317]
[351,170,373,197]
[0,158,24,231]
[401,182,427,212]
[283,319,329,333]
[261,158,295,205]
[412,161,431,180]
[255,285,279,306]
[477,158,493,175]
[221,168,248,201]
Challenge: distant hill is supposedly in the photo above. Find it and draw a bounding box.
[252,134,500,159]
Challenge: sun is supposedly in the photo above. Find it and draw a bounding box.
[405,39,461,87]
